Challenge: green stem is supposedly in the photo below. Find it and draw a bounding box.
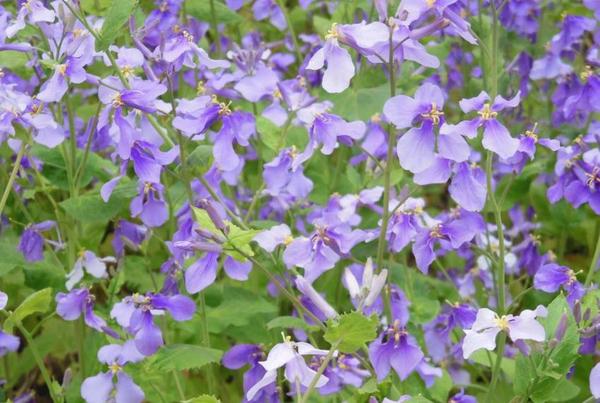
[375,25,397,323]
[0,143,26,217]
[299,340,340,403]
[274,0,303,63]
[198,292,216,394]
[585,226,600,286]
[209,0,223,56]
[14,320,59,402]
[486,332,506,403]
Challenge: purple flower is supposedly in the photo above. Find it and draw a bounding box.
[213,110,256,173]
[534,263,585,306]
[306,25,355,93]
[441,91,521,159]
[110,293,195,355]
[6,0,55,38]
[247,337,330,400]
[591,362,600,399]
[17,220,56,262]
[263,147,313,200]
[307,113,366,156]
[462,305,547,359]
[368,320,424,381]
[343,258,388,311]
[80,341,145,403]
[98,77,169,115]
[222,344,278,402]
[295,275,338,319]
[129,182,169,228]
[0,291,19,357]
[172,95,220,138]
[65,251,115,290]
[56,288,118,337]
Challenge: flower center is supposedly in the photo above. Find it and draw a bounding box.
[421,103,444,125]
[585,167,600,189]
[283,235,294,246]
[525,122,538,142]
[109,362,122,374]
[325,23,339,39]
[112,94,124,108]
[429,224,443,238]
[121,65,134,78]
[494,315,510,330]
[581,65,593,82]
[477,103,497,120]
[57,64,67,76]
[426,0,436,7]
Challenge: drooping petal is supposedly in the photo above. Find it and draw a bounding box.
[482,120,519,159]
[396,123,435,173]
[115,372,144,403]
[185,252,219,294]
[81,372,114,403]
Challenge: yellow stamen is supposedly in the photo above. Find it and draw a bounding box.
[477,103,498,120]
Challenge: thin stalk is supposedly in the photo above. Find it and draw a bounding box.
[172,369,186,399]
[486,332,506,403]
[274,0,303,63]
[14,320,59,402]
[375,25,397,323]
[198,292,216,394]
[209,0,223,55]
[299,340,340,403]
[585,226,600,286]
[0,142,26,217]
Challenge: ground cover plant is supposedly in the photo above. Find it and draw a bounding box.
[1,0,600,402]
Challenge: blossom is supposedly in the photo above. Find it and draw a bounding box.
[343,257,388,311]
[65,251,115,290]
[591,362,600,399]
[18,220,56,262]
[0,291,19,357]
[80,341,145,403]
[56,288,118,337]
[441,91,521,159]
[534,263,585,306]
[246,337,331,400]
[368,320,424,381]
[462,306,547,359]
[110,293,195,355]
[306,25,355,93]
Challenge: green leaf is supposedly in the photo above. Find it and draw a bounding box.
[182,395,221,403]
[410,295,440,324]
[187,145,214,170]
[267,316,318,332]
[60,180,137,222]
[97,0,139,50]
[324,312,378,353]
[531,377,580,402]
[428,370,453,402]
[225,224,259,261]
[187,0,243,24]
[513,354,537,396]
[147,344,223,372]
[407,396,434,403]
[256,116,282,151]
[207,286,277,332]
[191,206,219,234]
[4,288,52,332]
[542,294,579,376]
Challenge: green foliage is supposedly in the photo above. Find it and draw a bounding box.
[97,0,140,50]
[147,344,223,372]
[267,315,318,331]
[60,180,137,222]
[324,312,378,353]
[182,395,221,403]
[4,288,52,332]
[187,0,243,24]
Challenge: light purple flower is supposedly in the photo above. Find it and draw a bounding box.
[247,337,331,400]
[306,26,355,93]
[462,305,547,359]
[18,220,56,262]
[80,341,145,403]
[441,91,521,159]
[56,288,118,337]
[65,251,115,290]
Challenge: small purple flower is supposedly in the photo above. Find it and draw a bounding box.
[222,344,278,402]
[80,340,145,403]
[368,320,424,381]
[307,113,366,156]
[591,362,600,399]
[17,220,56,262]
[246,337,330,400]
[56,288,118,337]
[0,291,19,357]
[6,0,55,38]
[441,91,521,159]
[462,305,547,359]
[534,263,585,306]
[295,275,338,319]
[110,293,195,355]
[129,182,169,228]
[306,25,355,93]
[65,251,115,290]
[343,258,388,311]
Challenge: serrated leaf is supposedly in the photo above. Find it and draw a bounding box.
[324,312,378,353]
[97,0,139,50]
[191,206,219,234]
[147,344,222,372]
[267,316,317,331]
[225,223,258,261]
[4,288,52,332]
